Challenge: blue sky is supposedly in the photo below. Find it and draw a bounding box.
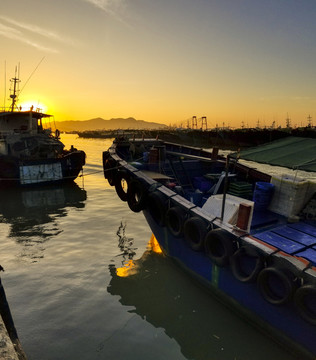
[1,0,316,128]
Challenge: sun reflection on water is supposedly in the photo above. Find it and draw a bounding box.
[148,233,162,254]
[116,234,162,277]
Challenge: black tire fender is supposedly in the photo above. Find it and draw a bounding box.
[257,267,296,305]
[231,246,264,283]
[114,170,130,202]
[294,284,316,325]
[104,158,117,186]
[184,216,207,251]
[102,151,110,178]
[127,178,147,212]
[166,206,186,237]
[204,229,236,267]
[146,191,168,227]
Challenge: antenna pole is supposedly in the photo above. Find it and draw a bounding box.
[3,61,6,110]
[10,66,20,112]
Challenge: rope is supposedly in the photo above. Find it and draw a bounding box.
[0,173,84,181]
[19,57,45,97]
[76,154,145,178]
[0,164,117,182]
[0,154,145,181]
[78,169,103,177]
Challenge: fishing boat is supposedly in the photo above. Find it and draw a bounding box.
[103,136,316,359]
[0,72,85,186]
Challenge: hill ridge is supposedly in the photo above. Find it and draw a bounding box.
[55,117,167,132]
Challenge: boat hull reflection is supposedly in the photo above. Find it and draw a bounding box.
[0,183,86,261]
[108,236,297,360]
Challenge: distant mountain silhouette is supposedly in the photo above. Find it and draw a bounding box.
[55,117,168,132]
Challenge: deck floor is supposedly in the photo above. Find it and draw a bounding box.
[254,221,316,265]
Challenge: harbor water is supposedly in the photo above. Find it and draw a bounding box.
[0,134,311,360]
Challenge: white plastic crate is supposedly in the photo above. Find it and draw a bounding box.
[268,174,316,217]
[202,194,254,231]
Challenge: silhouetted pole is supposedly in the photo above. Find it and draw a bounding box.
[201,116,207,130]
[0,276,27,359]
[192,116,197,129]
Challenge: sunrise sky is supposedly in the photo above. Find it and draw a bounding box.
[0,0,316,128]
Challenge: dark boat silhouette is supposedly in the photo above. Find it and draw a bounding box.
[0,68,85,187]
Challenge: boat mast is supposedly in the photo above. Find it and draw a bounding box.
[9,66,20,112]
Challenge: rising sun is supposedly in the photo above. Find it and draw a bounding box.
[18,100,48,113]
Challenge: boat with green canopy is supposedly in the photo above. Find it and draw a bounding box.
[103,135,316,359]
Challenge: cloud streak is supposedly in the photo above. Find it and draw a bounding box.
[83,0,130,26]
[0,22,58,53]
[0,16,77,46]
[0,16,79,52]
[83,0,122,13]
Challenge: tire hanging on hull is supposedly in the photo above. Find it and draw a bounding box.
[184,216,207,251]
[294,284,316,325]
[231,246,264,283]
[103,158,117,186]
[127,178,147,212]
[146,191,167,227]
[115,170,130,202]
[166,206,186,237]
[204,229,236,267]
[257,267,296,305]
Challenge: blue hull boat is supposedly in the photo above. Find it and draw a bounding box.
[103,137,316,359]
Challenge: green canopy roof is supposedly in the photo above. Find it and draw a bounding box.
[231,137,316,172]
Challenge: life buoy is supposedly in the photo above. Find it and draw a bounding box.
[166,206,186,237]
[55,129,60,138]
[294,284,316,325]
[184,217,207,251]
[115,170,130,202]
[127,178,147,212]
[204,229,236,267]
[146,191,167,226]
[231,246,264,283]
[257,267,296,305]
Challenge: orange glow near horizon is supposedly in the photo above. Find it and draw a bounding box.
[2,2,315,129]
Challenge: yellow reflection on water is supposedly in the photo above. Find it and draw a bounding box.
[148,233,162,254]
[116,234,162,277]
[116,259,138,277]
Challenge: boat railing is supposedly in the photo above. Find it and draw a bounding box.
[0,106,12,113]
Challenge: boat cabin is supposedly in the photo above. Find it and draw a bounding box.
[0,110,63,159]
[0,110,49,136]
